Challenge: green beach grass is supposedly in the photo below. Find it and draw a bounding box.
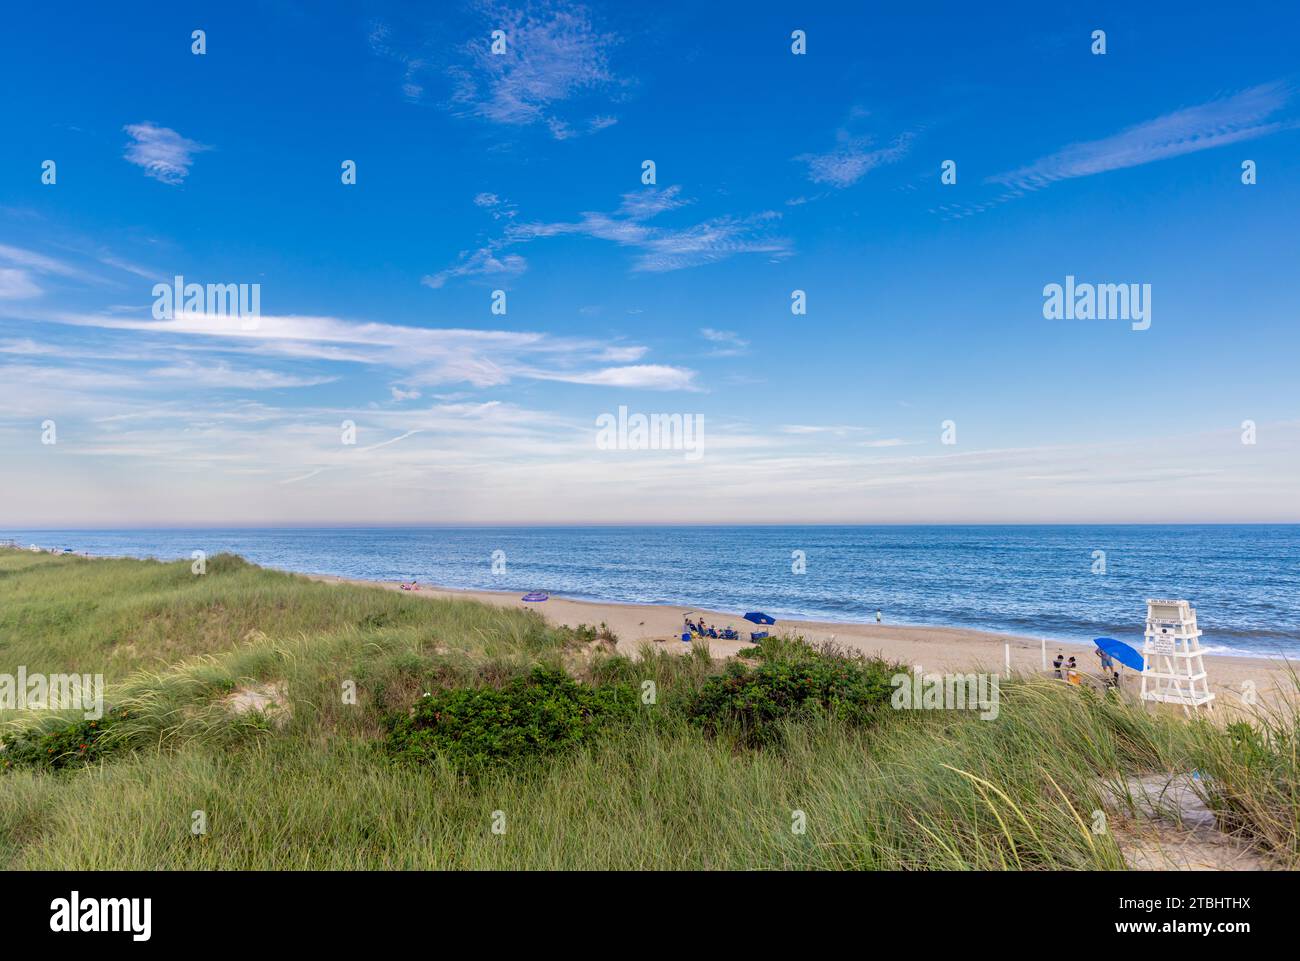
[1,548,1296,870]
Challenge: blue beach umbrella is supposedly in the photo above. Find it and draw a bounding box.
[521,591,549,602]
[1093,637,1144,672]
[743,612,776,625]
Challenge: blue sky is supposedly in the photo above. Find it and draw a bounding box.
[2,0,1298,525]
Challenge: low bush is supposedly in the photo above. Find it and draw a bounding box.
[1,708,128,771]
[383,666,637,773]
[686,638,900,746]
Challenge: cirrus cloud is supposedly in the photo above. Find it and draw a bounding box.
[123,123,211,185]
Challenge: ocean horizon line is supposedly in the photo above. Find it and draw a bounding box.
[7,521,1300,532]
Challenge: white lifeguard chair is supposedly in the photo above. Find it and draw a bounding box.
[1139,599,1214,712]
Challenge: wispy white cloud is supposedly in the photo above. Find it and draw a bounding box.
[527,363,697,390]
[991,80,1297,191]
[427,186,786,286]
[0,362,143,392]
[798,109,913,188]
[616,185,689,220]
[626,212,790,273]
[446,0,622,139]
[931,80,1297,222]
[95,254,158,279]
[0,244,94,282]
[0,242,166,294]
[358,429,423,453]
[147,360,336,390]
[473,191,519,221]
[123,123,210,185]
[544,115,617,139]
[780,424,869,436]
[422,248,527,288]
[699,328,749,357]
[26,307,695,392]
[799,135,912,188]
[598,345,648,362]
[0,268,41,299]
[368,21,430,102]
[472,186,790,276]
[0,338,50,354]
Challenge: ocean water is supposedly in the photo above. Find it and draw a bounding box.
[5,526,1299,658]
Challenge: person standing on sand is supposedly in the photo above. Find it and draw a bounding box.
[876,609,882,623]
[1053,652,1065,679]
[1096,649,1120,688]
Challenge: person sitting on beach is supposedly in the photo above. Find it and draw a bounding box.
[707,625,718,639]
[1052,652,1064,679]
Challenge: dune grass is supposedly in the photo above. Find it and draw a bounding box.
[1,548,1296,869]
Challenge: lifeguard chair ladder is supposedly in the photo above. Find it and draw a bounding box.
[1139,598,1214,713]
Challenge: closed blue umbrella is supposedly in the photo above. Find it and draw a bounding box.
[743,612,776,625]
[1094,637,1144,672]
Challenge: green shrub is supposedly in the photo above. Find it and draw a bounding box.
[687,639,899,747]
[204,553,250,576]
[383,667,637,773]
[1,708,128,771]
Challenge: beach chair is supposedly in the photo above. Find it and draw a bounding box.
[750,631,768,642]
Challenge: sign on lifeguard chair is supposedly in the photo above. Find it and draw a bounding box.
[1139,599,1214,712]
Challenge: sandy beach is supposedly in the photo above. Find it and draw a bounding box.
[310,575,1296,711]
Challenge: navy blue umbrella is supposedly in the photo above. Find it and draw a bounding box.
[743,612,776,625]
[1094,637,1144,672]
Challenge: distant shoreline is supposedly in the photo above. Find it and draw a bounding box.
[5,538,1294,665]
[10,525,1300,660]
[306,573,1296,711]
